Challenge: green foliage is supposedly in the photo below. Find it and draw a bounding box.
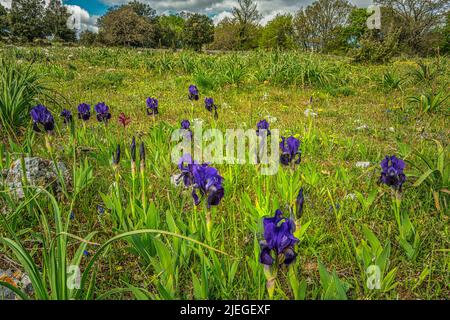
[79,31,98,46]
[377,71,404,91]
[10,0,46,41]
[183,14,214,51]
[411,140,449,212]
[98,5,156,47]
[408,92,449,113]
[158,15,185,49]
[410,61,441,86]
[259,14,295,50]
[232,0,261,50]
[352,29,400,63]
[293,0,354,52]
[352,225,398,294]
[318,261,350,300]
[0,47,448,300]
[44,0,75,42]
[209,17,240,51]
[441,12,450,54]
[0,57,50,139]
[0,3,9,37]
[82,71,126,90]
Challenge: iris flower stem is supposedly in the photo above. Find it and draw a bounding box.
[392,194,402,236]
[45,135,69,199]
[191,205,198,234]
[205,206,212,242]
[264,264,277,299]
[114,167,121,226]
[140,162,146,214]
[130,161,137,221]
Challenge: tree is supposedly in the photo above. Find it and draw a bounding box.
[158,14,185,49]
[98,6,156,47]
[232,0,261,49]
[0,4,9,37]
[375,0,449,54]
[126,0,157,21]
[183,13,214,51]
[259,14,295,50]
[293,0,354,52]
[326,8,371,53]
[79,30,98,46]
[44,0,76,42]
[441,12,450,54]
[209,17,240,50]
[10,0,46,41]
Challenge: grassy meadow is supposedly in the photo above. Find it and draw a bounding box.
[0,46,449,300]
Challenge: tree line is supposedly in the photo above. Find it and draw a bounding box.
[1,0,449,59]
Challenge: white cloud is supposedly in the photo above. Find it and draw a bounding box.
[0,0,11,9]
[213,11,233,25]
[0,1,99,33]
[66,5,99,33]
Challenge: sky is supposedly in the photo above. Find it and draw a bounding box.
[1,0,375,32]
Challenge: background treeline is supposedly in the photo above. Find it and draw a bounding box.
[1,0,449,60]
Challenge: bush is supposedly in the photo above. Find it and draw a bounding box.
[0,57,50,139]
[352,30,399,63]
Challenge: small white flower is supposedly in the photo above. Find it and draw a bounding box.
[356,125,369,130]
[266,115,277,123]
[355,161,370,169]
[345,193,356,200]
[192,118,204,126]
[304,109,318,117]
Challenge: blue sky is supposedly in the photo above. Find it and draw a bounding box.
[65,0,109,16]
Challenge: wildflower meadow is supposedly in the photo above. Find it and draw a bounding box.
[0,46,448,302]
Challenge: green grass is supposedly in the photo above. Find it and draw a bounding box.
[0,46,449,300]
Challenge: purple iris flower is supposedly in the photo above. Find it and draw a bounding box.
[188,85,199,101]
[380,155,406,191]
[256,119,271,136]
[181,120,193,139]
[279,136,301,166]
[60,109,72,124]
[30,105,55,132]
[77,103,91,121]
[178,154,224,208]
[181,120,190,130]
[94,102,112,123]
[260,209,299,266]
[146,97,159,115]
[204,97,218,119]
